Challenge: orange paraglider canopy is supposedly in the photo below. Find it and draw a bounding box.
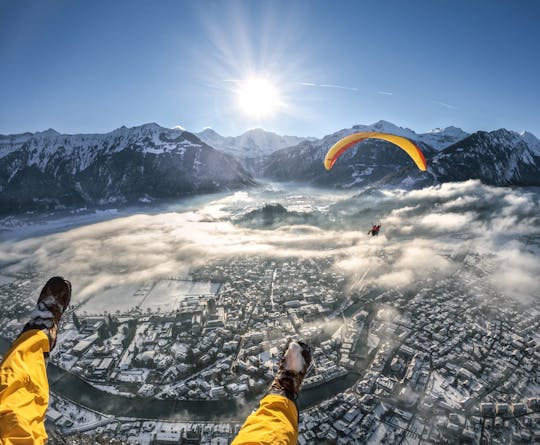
[324,131,427,171]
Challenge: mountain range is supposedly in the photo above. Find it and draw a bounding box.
[0,124,253,214]
[260,120,540,189]
[196,127,314,159]
[1,121,539,215]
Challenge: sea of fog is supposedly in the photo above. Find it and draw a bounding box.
[0,180,539,309]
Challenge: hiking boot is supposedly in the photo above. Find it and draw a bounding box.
[268,340,312,401]
[23,276,72,350]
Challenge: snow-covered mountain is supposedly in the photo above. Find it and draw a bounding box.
[0,124,254,215]
[519,131,540,156]
[260,121,540,188]
[419,126,470,150]
[0,124,202,173]
[2,120,538,215]
[379,129,540,189]
[196,128,314,158]
[429,129,539,186]
[349,120,469,150]
[260,121,437,185]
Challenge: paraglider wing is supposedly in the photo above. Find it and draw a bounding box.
[323,131,427,171]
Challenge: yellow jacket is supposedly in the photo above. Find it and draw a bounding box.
[0,329,50,445]
[231,394,298,445]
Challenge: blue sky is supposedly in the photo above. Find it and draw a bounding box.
[1,0,539,138]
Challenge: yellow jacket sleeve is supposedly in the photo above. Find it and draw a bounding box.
[231,394,298,445]
[0,329,50,445]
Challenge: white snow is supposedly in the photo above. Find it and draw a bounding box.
[519,130,540,155]
[353,120,419,140]
[0,124,192,176]
[420,126,469,150]
[141,279,218,312]
[196,127,314,158]
[78,282,146,315]
[367,333,380,354]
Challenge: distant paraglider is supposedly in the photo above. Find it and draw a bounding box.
[368,223,381,236]
[323,131,428,171]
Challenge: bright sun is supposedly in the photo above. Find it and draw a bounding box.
[236,77,281,118]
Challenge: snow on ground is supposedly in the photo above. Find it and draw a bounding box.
[367,332,380,354]
[78,282,145,315]
[430,371,467,408]
[117,323,148,369]
[54,325,79,348]
[366,421,393,444]
[140,279,219,312]
[50,393,105,425]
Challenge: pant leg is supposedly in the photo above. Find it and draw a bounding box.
[0,329,51,445]
[231,394,298,445]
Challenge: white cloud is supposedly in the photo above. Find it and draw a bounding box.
[490,242,540,304]
[419,212,476,231]
[432,99,458,110]
[377,270,415,288]
[1,181,538,308]
[319,83,359,92]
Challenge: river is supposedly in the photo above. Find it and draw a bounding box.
[1,336,359,421]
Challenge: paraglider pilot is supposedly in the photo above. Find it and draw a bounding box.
[0,277,312,445]
[368,223,381,236]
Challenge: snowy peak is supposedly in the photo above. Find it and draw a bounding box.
[0,123,205,171]
[353,120,418,140]
[37,128,60,136]
[196,128,313,158]
[196,128,225,150]
[427,125,463,134]
[198,127,220,137]
[519,130,540,155]
[425,126,469,140]
[426,128,538,186]
[420,126,469,150]
[349,121,468,150]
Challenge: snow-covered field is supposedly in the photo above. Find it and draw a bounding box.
[78,282,145,315]
[140,279,219,312]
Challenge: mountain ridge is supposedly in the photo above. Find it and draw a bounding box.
[195,127,316,159]
[259,123,540,189]
[0,123,255,215]
[1,121,539,216]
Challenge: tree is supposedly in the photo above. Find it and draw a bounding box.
[72,311,81,330]
[107,314,118,336]
[122,319,137,349]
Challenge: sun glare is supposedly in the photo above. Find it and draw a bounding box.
[236,77,282,118]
